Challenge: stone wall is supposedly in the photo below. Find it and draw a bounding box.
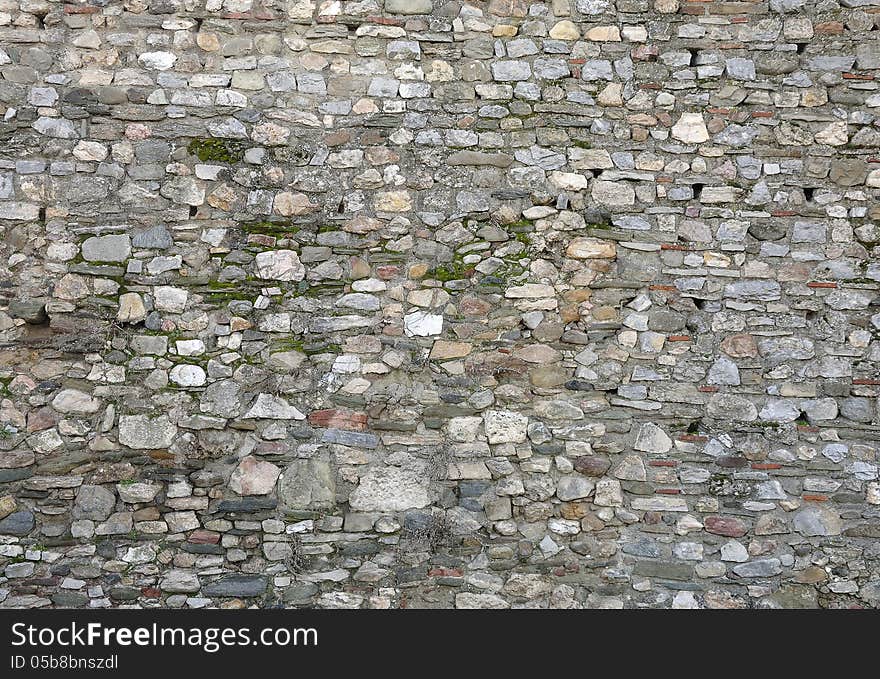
[1,0,879,610]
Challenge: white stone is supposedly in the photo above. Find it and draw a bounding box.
[633,422,673,454]
[403,310,443,337]
[720,540,749,562]
[671,112,710,144]
[483,410,528,444]
[349,466,430,511]
[243,394,305,420]
[51,389,101,415]
[591,180,635,206]
[73,141,108,162]
[255,250,305,281]
[170,364,207,387]
[154,286,188,314]
[138,51,177,70]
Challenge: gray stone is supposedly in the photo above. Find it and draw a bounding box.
[118,415,177,449]
[202,575,267,598]
[725,58,756,80]
[279,460,336,510]
[0,511,34,536]
[633,423,673,454]
[707,357,741,386]
[732,558,782,577]
[74,485,115,521]
[132,225,172,249]
[707,393,758,422]
[161,570,201,593]
[723,280,782,302]
[9,298,48,324]
[243,394,305,420]
[793,505,843,537]
[82,234,132,262]
[491,61,532,82]
[33,117,78,139]
[556,475,595,501]
[52,388,101,415]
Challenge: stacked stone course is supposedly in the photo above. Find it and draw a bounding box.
[0,0,879,609]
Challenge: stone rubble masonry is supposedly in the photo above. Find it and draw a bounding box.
[0,0,879,611]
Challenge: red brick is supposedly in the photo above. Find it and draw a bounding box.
[307,408,368,431]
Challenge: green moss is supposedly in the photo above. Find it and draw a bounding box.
[571,139,592,149]
[429,259,471,282]
[505,218,534,232]
[202,280,255,303]
[207,280,238,290]
[271,338,341,356]
[301,282,345,297]
[240,220,301,237]
[187,137,247,163]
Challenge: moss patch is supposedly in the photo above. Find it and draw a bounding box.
[240,220,301,238]
[188,138,247,163]
[429,257,472,283]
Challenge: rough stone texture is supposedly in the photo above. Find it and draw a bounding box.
[0,0,879,612]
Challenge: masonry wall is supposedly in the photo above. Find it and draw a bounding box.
[0,0,879,610]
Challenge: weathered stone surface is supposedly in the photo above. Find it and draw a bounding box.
[52,389,101,415]
[160,570,200,593]
[278,460,336,510]
[591,180,635,206]
[202,575,267,598]
[254,250,305,281]
[117,482,161,504]
[349,467,430,512]
[793,505,843,537]
[566,237,616,259]
[386,0,433,13]
[706,394,758,422]
[118,415,177,449]
[732,558,782,578]
[74,485,115,521]
[557,476,595,501]
[0,510,34,536]
[671,113,710,144]
[633,423,672,454]
[81,235,131,263]
[705,516,748,538]
[483,410,528,444]
[404,311,443,337]
[0,0,875,612]
[229,456,281,496]
[243,394,305,420]
[117,293,147,323]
